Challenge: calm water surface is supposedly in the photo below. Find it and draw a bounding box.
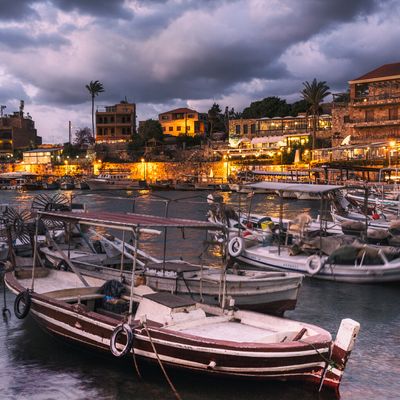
[0,190,399,400]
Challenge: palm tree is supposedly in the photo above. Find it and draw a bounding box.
[85,80,105,139]
[301,79,330,149]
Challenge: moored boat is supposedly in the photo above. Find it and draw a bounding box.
[4,267,360,396]
[86,170,146,190]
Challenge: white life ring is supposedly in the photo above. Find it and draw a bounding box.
[228,236,244,257]
[110,323,134,357]
[305,255,323,275]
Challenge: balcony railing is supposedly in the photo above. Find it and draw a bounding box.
[352,94,400,106]
[347,117,400,127]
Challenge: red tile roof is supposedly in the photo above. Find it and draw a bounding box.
[159,107,197,115]
[351,62,400,82]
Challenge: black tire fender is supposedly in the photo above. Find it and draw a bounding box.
[14,290,31,319]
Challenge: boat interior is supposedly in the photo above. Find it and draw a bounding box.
[13,268,319,345]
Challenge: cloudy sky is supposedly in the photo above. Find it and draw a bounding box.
[0,0,399,143]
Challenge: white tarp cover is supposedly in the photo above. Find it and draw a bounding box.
[245,182,344,193]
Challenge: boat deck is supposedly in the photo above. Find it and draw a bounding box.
[178,320,275,342]
[17,270,103,293]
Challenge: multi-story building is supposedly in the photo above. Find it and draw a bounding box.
[159,107,207,137]
[332,62,400,145]
[0,101,40,155]
[95,101,136,143]
[229,114,331,148]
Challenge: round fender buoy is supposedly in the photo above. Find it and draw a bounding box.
[110,323,134,357]
[305,255,323,275]
[228,237,244,257]
[14,290,31,319]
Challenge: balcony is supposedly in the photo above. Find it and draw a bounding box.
[347,117,400,128]
[352,94,400,107]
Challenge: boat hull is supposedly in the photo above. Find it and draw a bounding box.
[237,246,400,283]
[4,271,334,388]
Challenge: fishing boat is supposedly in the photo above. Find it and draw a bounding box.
[86,170,147,190]
[37,211,303,315]
[4,210,360,397]
[227,182,400,283]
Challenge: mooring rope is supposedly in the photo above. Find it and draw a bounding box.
[142,321,182,400]
[1,269,11,321]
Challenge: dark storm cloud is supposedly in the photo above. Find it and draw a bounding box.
[51,0,133,19]
[0,82,28,103]
[0,0,39,21]
[0,28,69,49]
[1,0,400,141]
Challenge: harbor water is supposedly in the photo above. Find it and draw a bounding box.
[0,190,399,400]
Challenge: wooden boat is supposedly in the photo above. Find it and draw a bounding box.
[4,267,360,396]
[149,180,172,190]
[37,211,303,315]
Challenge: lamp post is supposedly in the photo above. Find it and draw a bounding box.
[223,154,229,182]
[389,140,396,167]
[141,158,146,180]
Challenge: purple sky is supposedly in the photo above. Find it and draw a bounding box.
[0,0,398,143]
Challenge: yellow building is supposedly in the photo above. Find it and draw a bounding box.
[96,101,136,143]
[159,107,207,137]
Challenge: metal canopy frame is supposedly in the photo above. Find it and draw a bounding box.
[38,210,220,231]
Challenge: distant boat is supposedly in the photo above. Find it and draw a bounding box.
[75,181,89,190]
[42,181,60,190]
[86,170,146,190]
[60,182,75,190]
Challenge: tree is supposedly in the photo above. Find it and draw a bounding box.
[74,127,95,148]
[301,78,331,149]
[85,80,104,140]
[138,119,163,141]
[207,103,225,135]
[242,96,291,119]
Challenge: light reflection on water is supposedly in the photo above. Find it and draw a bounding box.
[0,189,399,399]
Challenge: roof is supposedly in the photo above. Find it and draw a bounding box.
[38,210,219,230]
[23,148,61,153]
[350,62,400,83]
[159,107,197,115]
[251,170,309,176]
[245,182,343,193]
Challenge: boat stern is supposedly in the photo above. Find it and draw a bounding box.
[319,318,360,396]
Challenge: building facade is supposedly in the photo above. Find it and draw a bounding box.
[95,101,136,143]
[229,114,332,149]
[22,148,62,165]
[159,108,207,137]
[0,102,40,155]
[332,62,400,145]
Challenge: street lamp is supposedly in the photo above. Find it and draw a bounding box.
[141,158,146,180]
[223,154,229,182]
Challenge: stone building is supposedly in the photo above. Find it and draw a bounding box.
[0,101,41,156]
[159,107,207,137]
[332,62,400,145]
[228,114,331,149]
[95,101,136,143]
